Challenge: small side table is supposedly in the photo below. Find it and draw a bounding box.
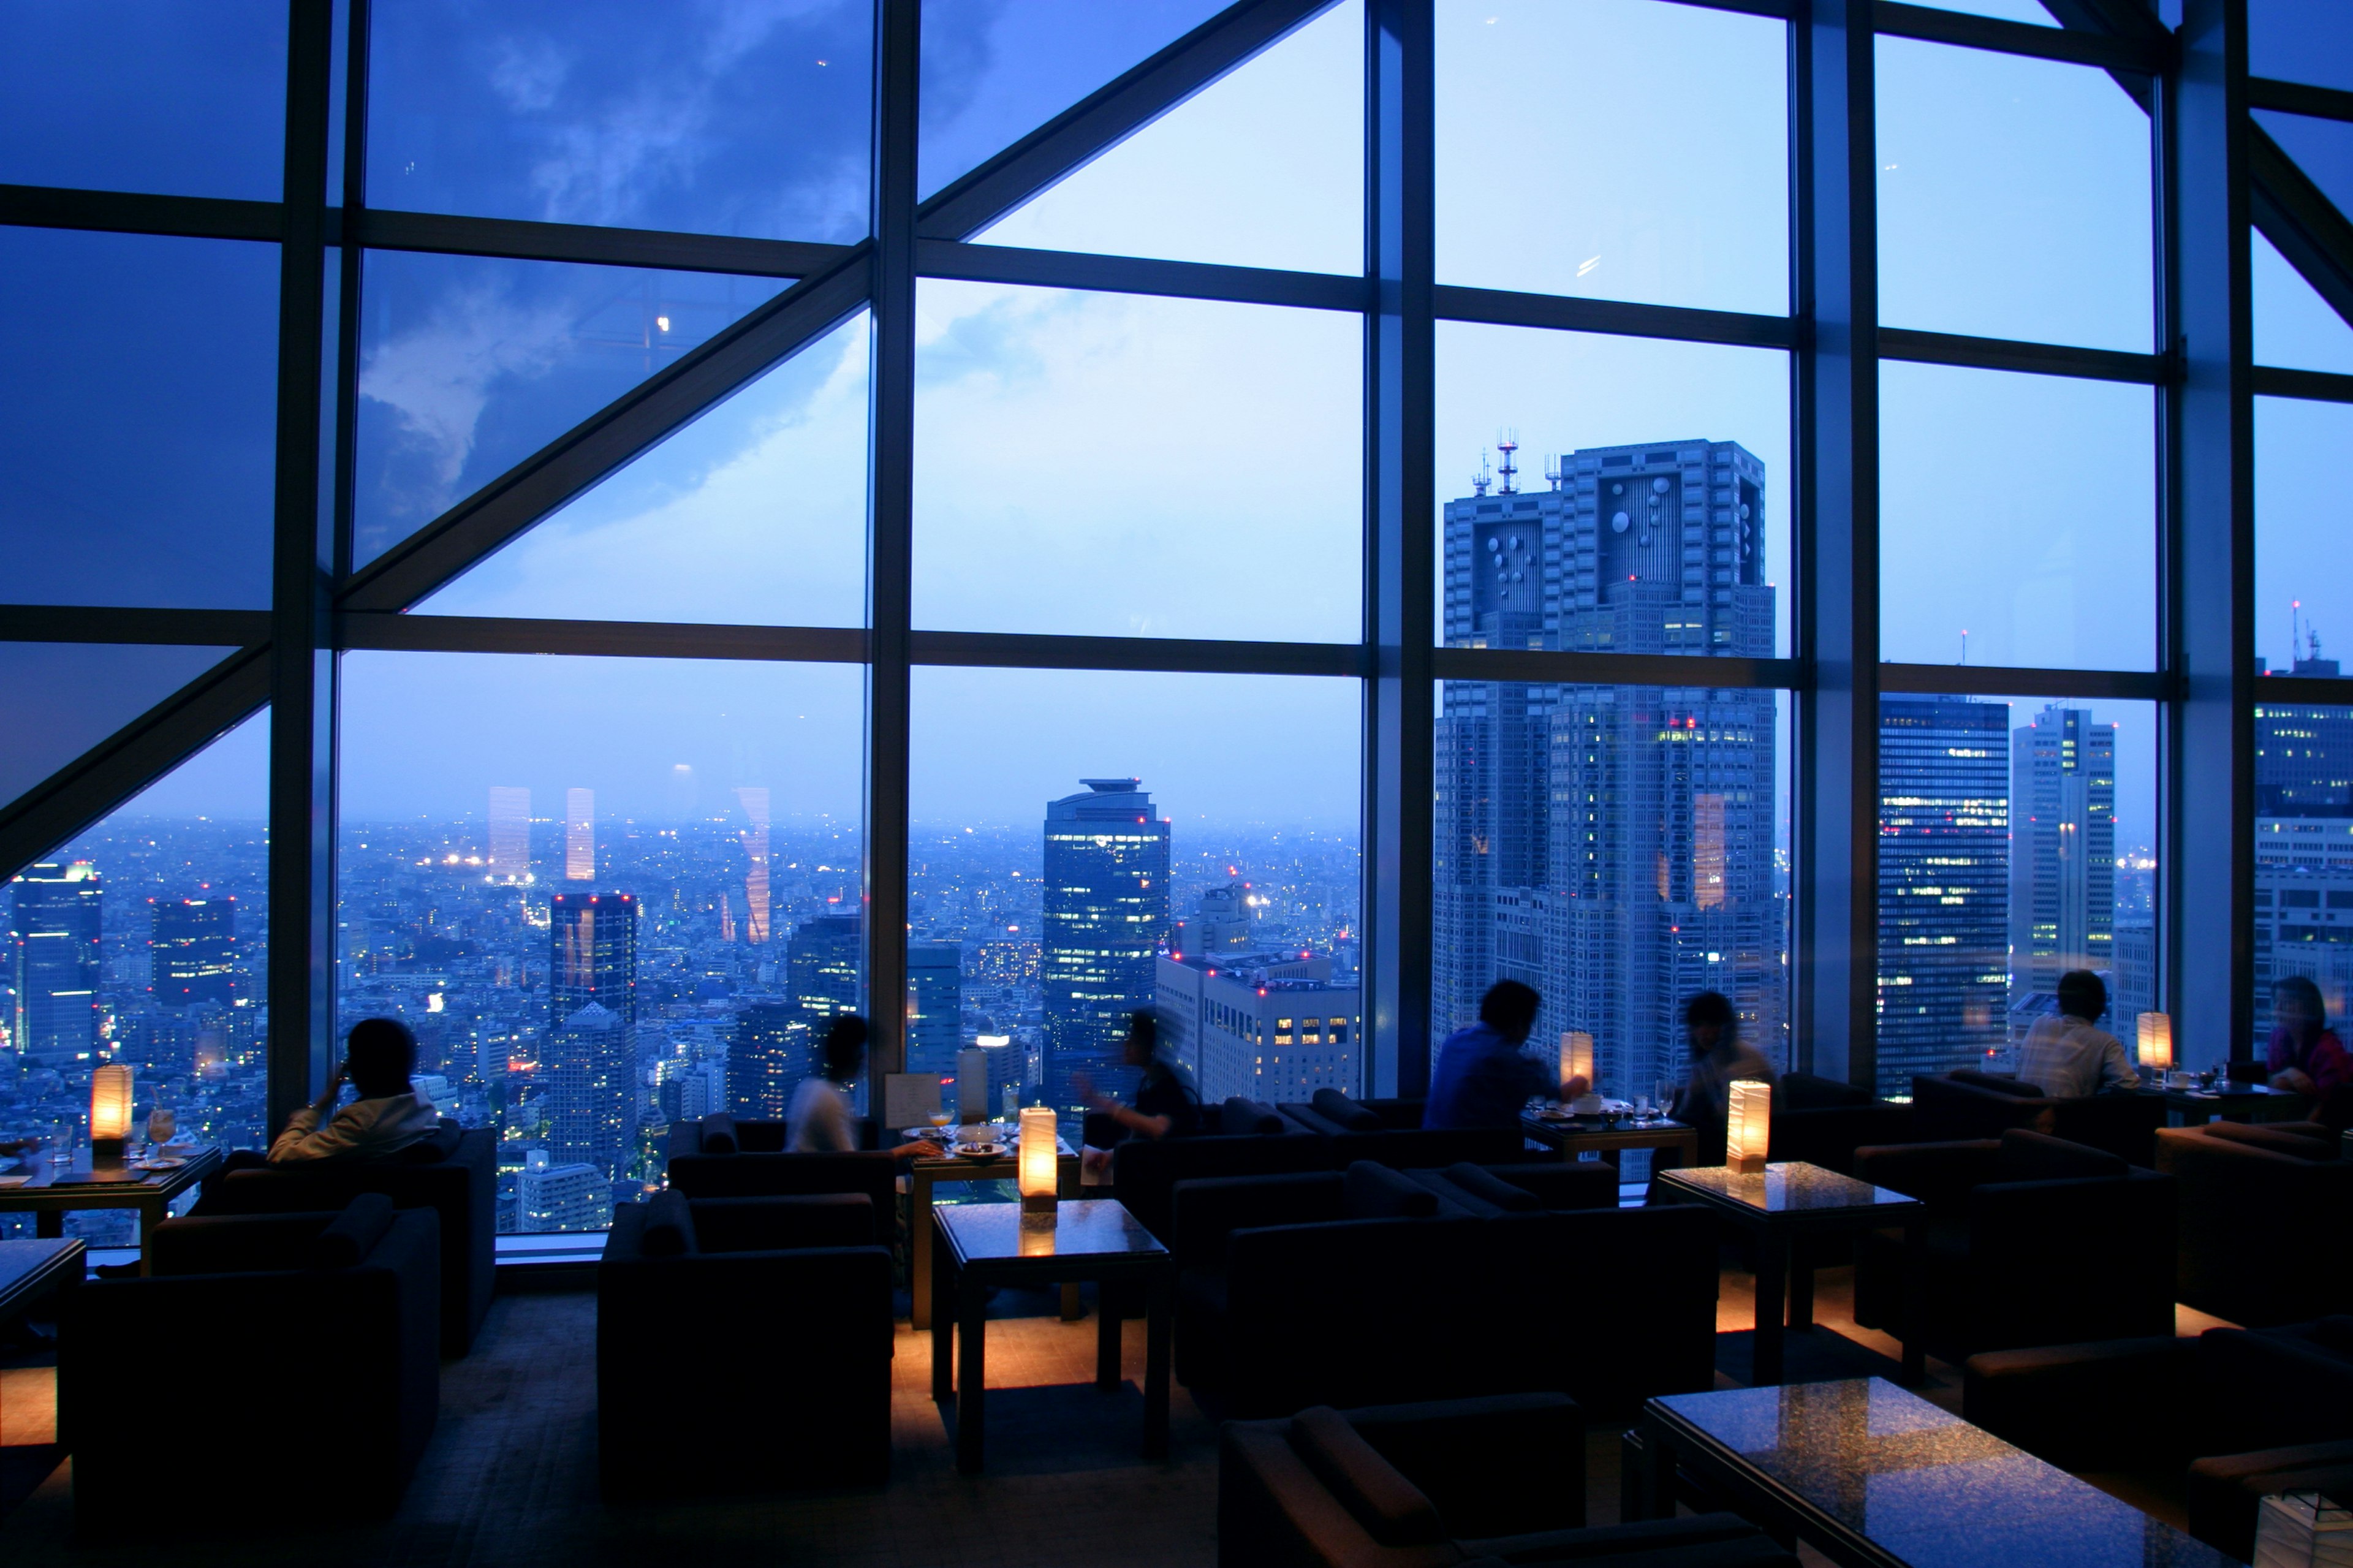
[0,1237,83,1448]
[1520,1113,1699,1169]
[0,1149,220,1276]
[1654,1161,1925,1386]
[930,1199,1172,1474]
[907,1132,1081,1330]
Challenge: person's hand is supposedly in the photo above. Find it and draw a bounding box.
[2272,1068,2317,1095]
[311,1061,348,1112]
[1559,1075,1591,1100]
[893,1139,945,1160]
[1070,1070,1114,1113]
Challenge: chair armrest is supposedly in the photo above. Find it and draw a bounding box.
[1963,1336,2191,1469]
[1344,1392,1586,1538]
[150,1213,336,1276]
[689,1194,875,1253]
[1170,1172,1344,1267]
[1854,1139,2001,1208]
[1482,1162,1620,1211]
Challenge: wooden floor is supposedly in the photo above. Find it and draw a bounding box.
[0,1260,2213,1568]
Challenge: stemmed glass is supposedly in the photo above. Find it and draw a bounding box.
[146,1107,176,1159]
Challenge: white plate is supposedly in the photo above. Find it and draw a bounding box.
[131,1157,186,1171]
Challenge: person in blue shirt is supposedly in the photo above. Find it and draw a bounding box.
[1425,980,1577,1130]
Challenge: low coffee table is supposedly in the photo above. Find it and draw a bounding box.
[907,1127,1082,1330]
[1520,1112,1699,1168]
[0,1148,219,1276]
[1654,1161,1925,1384]
[930,1199,1172,1474]
[1629,1378,2235,1568]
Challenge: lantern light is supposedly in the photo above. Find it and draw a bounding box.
[1018,1107,1058,1215]
[2136,1012,2173,1080]
[91,1063,135,1162]
[1560,1031,1603,1113]
[1726,1078,1771,1175]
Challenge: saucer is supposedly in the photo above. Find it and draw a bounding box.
[131,1157,186,1171]
[955,1143,1006,1159]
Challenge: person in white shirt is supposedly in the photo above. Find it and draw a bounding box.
[268,1017,444,1162]
[786,1014,942,1158]
[2015,970,2140,1100]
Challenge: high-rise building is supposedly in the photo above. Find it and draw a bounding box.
[1042,779,1171,1123]
[565,787,595,881]
[550,892,637,1028]
[517,1148,611,1232]
[1432,439,1781,1100]
[737,786,772,944]
[729,1001,811,1119]
[488,786,531,883]
[545,1001,629,1176]
[906,942,963,1077]
[2009,704,2117,1004]
[2253,678,2353,1027]
[8,861,103,1066]
[151,896,237,1009]
[1157,950,1358,1102]
[1175,883,1254,956]
[1878,697,2010,1093]
[786,914,862,1021]
[2112,922,2156,1050]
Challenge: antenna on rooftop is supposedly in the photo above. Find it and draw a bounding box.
[2293,599,2303,672]
[1496,429,1519,495]
[1472,452,1491,498]
[1543,453,1563,491]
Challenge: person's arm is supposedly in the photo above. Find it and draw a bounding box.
[2101,1033,2140,1092]
[2307,1034,2353,1097]
[267,1065,352,1162]
[1072,1069,1172,1139]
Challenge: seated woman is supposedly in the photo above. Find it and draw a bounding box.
[2267,974,2352,1099]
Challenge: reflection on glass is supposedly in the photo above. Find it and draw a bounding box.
[1877,695,2158,1095]
[1905,0,2054,23]
[1876,39,2151,352]
[2256,397,2353,676]
[1433,683,1790,1099]
[977,1,1360,276]
[1879,363,2154,671]
[0,1,286,201]
[353,252,785,569]
[367,0,870,242]
[0,229,278,608]
[909,667,1362,1135]
[919,0,1228,200]
[2251,0,2353,97]
[0,645,243,811]
[912,282,1360,640]
[338,653,865,1233]
[2254,233,2353,375]
[418,315,868,627]
[2253,700,2353,1071]
[1434,0,1787,316]
[1437,324,1791,658]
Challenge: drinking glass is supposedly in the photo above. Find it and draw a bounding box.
[146,1107,176,1153]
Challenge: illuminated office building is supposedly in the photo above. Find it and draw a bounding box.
[906,941,963,1078]
[1042,778,1170,1123]
[8,861,103,1067]
[152,896,238,1009]
[729,1002,810,1121]
[786,914,862,1023]
[2009,705,2117,1005]
[545,1000,629,1177]
[1156,949,1357,1103]
[2254,668,2353,1020]
[550,892,637,1029]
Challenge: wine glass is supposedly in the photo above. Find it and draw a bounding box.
[146,1107,176,1156]
[926,1107,953,1152]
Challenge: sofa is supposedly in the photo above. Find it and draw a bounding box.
[193,1120,494,1354]
[61,1195,440,1535]
[1766,1072,1915,1176]
[1219,1392,1796,1568]
[2155,1119,2353,1327]
[1278,1090,1528,1172]
[1909,1070,2166,1166]
[599,1189,893,1496]
[664,1113,897,1243]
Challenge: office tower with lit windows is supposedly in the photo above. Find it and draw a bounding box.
[786,914,862,1022]
[736,786,773,944]
[545,1000,629,1176]
[729,1002,810,1119]
[564,787,595,880]
[1878,697,2011,1093]
[488,787,531,883]
[550,892,637,1028]
[1175,882,1254,955]
[2009,705,2117,1007]
[2254,673,2353,1022]
[1042,778,1171,1123]
[152,896,237,1009]
[517,1148,611,1232]
[906,942,963,1077]
[9,861,103,1067]
[1156,949,1358,1102]
[1433,439,1780,1100]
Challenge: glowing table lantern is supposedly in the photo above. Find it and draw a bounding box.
[2137,1012,2174,1083]
[90,1063,135,1162]
[1559,1031,1594,1092]
[1018,1107,1059,1215]
[1726,1078,1771,1175]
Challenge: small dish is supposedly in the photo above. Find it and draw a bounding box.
[955,1142,1006,1159]
[131,1157,186,1172]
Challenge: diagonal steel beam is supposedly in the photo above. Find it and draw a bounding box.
[0,646,270,886]
[914,0,1335,242]
[2250,121,2353,333]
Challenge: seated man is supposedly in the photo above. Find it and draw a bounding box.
[1425,979,1566,1131]
[2015,969,2139,1100]
[267,1017,444,1163]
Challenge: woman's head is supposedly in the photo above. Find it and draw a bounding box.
[1684,991,1735,1056]
[2273,975,2327,1038]
[1123,1010,1159,1067]
[821,1013,871,1081]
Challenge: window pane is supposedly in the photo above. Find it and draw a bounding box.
[920,0,1229,201]
[338,653,865,1234]
[0,1,285,201]
[2254,231,2353,376]
[2256,110,2353,224]
[1434,681,1791,1099]
[354,252,786,570]
[913,282,1361,640]
[1880,362,2154,671]
[2251,0,2353,97]
[366,0,870,242]
[978,0,1360,276]
[2257,396,2353,674]
[1876,39,2152,352]
[1877,694,2159,1094]
[1911,0,2055,23]
[910,668,1362,1135]
[1437,324,1790,659]
[416,314,868,627]
[2254,700,2353,1069]
[1434,0,1787,316]
[1,229,278,608]
[2,713,270,1259]
[0,645,244,812]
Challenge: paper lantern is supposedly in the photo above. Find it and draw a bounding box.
[1018,1107,1059,1214]
[90,1063,135,1161]
[2136,1012,2173,1078]
[1559,1031,1594,1092]
[1726,1078,1771,1175]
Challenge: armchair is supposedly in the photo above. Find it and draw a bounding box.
[663,1114,896,1243]
[1767,1072,1915,1176]
[2154,1121,2353,1327]
[1909,1070,2165,1165]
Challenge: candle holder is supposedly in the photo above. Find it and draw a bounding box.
[1018,1107,1059,1216]
[1726,1078,1772,1175]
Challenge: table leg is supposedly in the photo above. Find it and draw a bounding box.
[1631,1417,1677,1521]
[1096,1281,1122,1390]
[36,1211,62,1240]
[1900,1214,1928,1385]
[1787,1243,1814,1331]
[1061,1281,1083,1321]
[137,1200,158,1278]
[1143,1266,1172,1460]
[957,1273,988,1474]
[1751,1232,1787,1386]
[909,1170,935,1330]
[930,1225,953,1403]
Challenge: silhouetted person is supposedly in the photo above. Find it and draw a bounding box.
[787,1014,941,1157]
[2267,974,2352,1098]
[1669,991,1775,1164]
[2016,969,2138,1097]
[268,1017,442,1163]
[1425,980,1572,1130]
[1075,1011,1199,1142]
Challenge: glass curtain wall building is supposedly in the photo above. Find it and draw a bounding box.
[4,0,2349,1239]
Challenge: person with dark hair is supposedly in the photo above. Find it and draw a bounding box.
[1669,991,1776,1162]
[1075,1010,1199,1143]
[1423,980,1572,1131]
[786,1013,942,1157]
[267,1017,443,1162]
[2015,969,2138,1099]
[2267,974,2352,1097]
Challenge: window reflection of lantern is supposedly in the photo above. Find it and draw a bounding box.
[91,1064,135,1162]
[1726,1078,1771,1175]
[2136,1013,2173,1081]
[1019,1107,1058,1216]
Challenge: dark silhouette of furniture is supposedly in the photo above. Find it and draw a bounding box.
[664,1115,896,1242]
[599,1189,892,1497]
[2156,1121,2353,1327]
[1279,1091,1526,1170]
[1221,1392,1795,1568]
[1910,1070,2167,1165]
[1766,1072,1915,1175]
[1965,1318,2353,1562]
[194,1121,494,1353]
[1852,1129,2175,1364]
[61,1195,439,1535]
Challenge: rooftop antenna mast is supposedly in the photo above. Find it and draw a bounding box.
[2292,599,2304,670]
[1960,629,1968,666]
[1496,429,1519,495]
[1472,452,1491,498]
[1542,453,1564,491]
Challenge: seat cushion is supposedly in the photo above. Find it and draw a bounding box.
[308,1191,397,1269]
[2203,1121,2341,1161]
[1995,1128,2126,1183]
[699,1112,739,1154]
[1312,1088,1385,1132]
[1222,1096,1287,1135]
[1287,1406,1448,1548]
[1952,1069,2044,1099]
[1441,1162,1541,1213]
[638,1189,697,1257]
[1344,1161,1440,1219]
[2186,1442,2353,1562]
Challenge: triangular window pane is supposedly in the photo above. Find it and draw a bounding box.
[2252,0,2353,96]
[2254,229,2353,376]
[2258,110,2353,222]
[353,252,787,569]
[977,1,1360,275]
[414,314,867,627]
[919,0,1231,202]
[0,644,241,813]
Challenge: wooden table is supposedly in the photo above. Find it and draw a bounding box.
[1520,1111,1699,1168]
[907,1129,1080,1330]
[929,1199,1172,1474]
[2145,1081,2309,1124]
[0,1148,219,1276]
